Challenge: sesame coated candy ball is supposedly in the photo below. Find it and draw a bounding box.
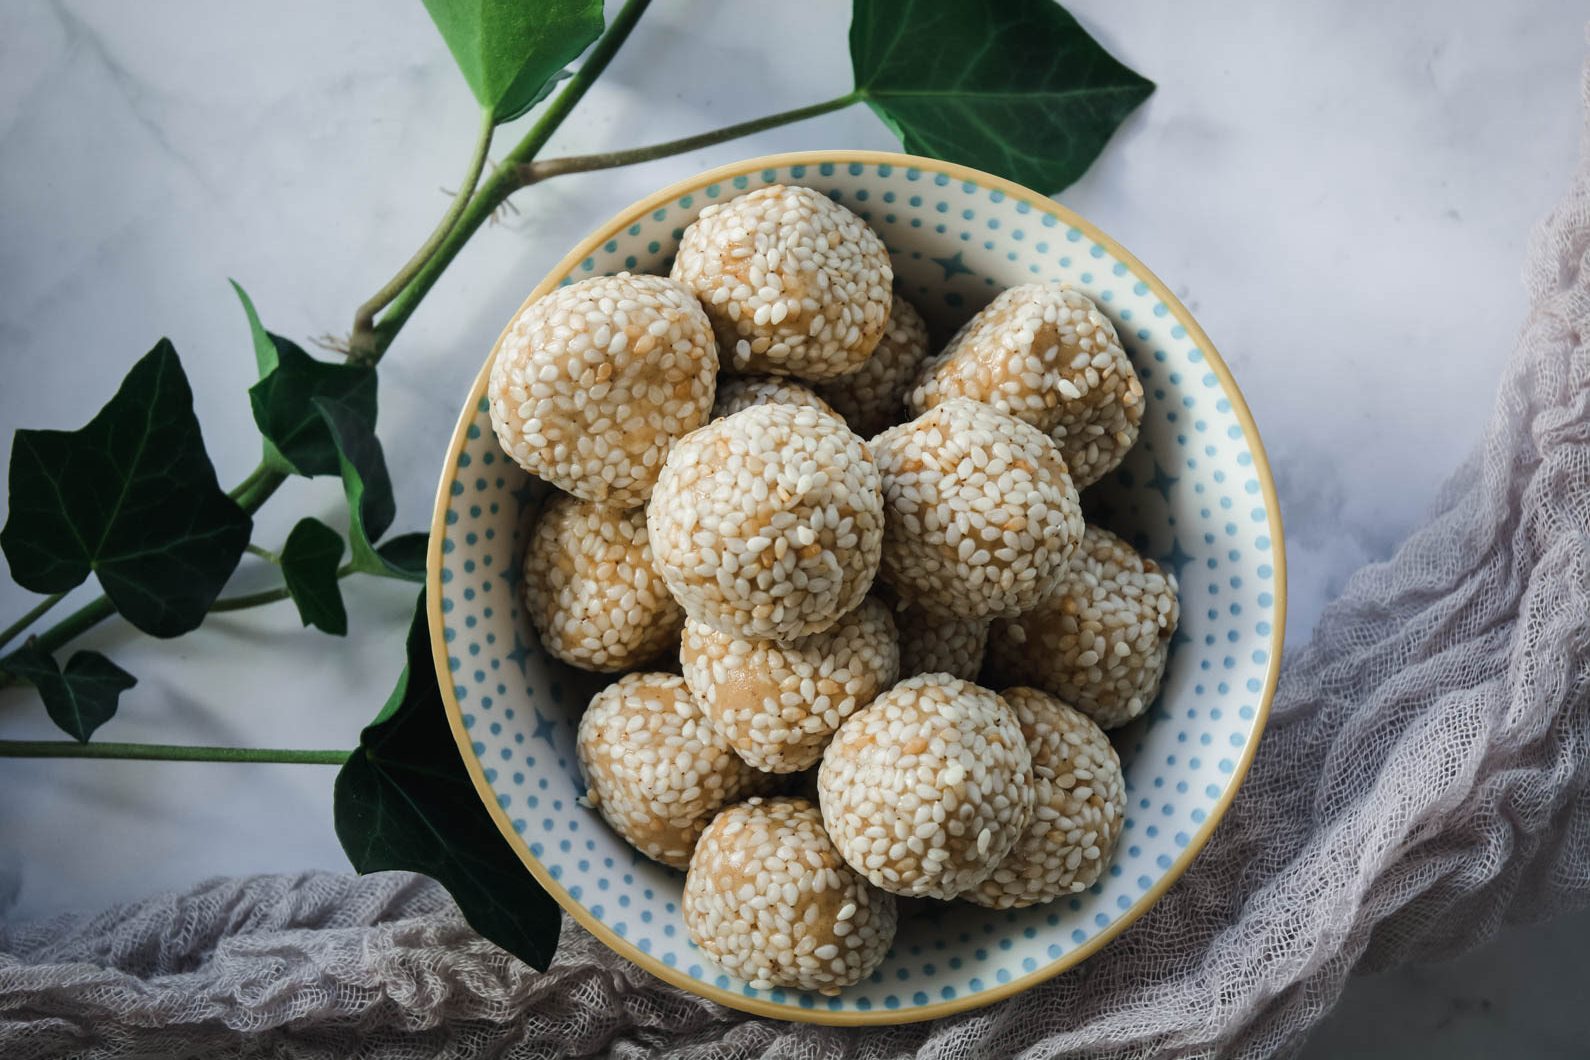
[817,674,1035,899]
[711,375,833,421]
[685,797,897,994]
[671,185,893,380]
[522,494,682,672]
[814,294,932,437]
[965,687,1125,908]
[893,599,989,682]
[871,398,1084,620]
[576,672,768,870]
[488,272,717,507]
[647,402,885,641]
[988,525,1180,729]
[681,596,900,773]
[908,282,1143,488]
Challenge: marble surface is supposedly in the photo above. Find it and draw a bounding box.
[0,0,1585,1052]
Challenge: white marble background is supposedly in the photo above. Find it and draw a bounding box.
[0,0,1586,1053]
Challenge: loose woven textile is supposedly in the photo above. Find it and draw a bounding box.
[6,73,1590,1060]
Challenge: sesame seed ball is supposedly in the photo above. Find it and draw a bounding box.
[488,272,717,507]
[907,283,1143,488]
[893,599,989,682]
[817,674,1035,899]
[671,185,893,380]
[681,597,900,773]
[814,295,931,437]
[522,494,683,672]
[647,402,884,641]
[965,687,1125,909]
[871,398,1084,620]
[711,375,834,421]
[987,525,1180,729]
[576,672,768,869]
[685,797,897,995]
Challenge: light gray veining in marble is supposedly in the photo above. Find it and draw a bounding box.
[1,1,1585,1052]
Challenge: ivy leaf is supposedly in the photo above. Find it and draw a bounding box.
[334,591,560,969]
[229,280,280,378]
[248,332,376,479]
[850,0,1154,193]
[280,517,347,636]
[1,340,251,637]
[375,533,430,581]
[421,0,604,123]
[315,398,423,583]
[3,644,136,743]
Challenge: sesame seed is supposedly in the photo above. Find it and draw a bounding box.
[685,797,896,993]
[522,494,682,673]
[488,272,717,506]
[648,402,884,641]
[965,687,1125,909]
[818,675,1035,899]
[672,186,892,380]
[987,525,1181,729]
[872,399,1083,619]
[907,282,1143,488]
[577,672,772,870]
[681,597,899,773]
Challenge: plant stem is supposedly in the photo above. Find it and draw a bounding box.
[0,592,66,653]
[246,544,280,564]
[522,93,860,183]
[349,109,496,361]
[370,0,656,356]
[32,595,117,657]
[231,463,287,514]
[210,563,355,613]
[0,740,350,765]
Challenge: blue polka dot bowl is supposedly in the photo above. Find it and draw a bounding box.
[427,151,1286,1025]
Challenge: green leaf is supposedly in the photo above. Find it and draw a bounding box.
[334,591,560,968]
[3,644,136,743]
[315,398,424,583]
[850,0,1154,193]
[249,334,377,478]
[280,517,347,636]
[421,0,604,123]
[229,279,279,377]
[1,340,252,637]
[375,533,430,581]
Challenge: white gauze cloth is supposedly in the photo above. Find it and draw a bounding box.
[4,62,1590,1060]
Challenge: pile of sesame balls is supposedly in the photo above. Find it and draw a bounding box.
[487,184,1180,995]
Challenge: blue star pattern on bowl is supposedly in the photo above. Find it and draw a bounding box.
[429,152,1285,1025]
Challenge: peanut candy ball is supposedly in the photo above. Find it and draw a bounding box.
[815,294,932,437]
[711,375,833,421]
[871,398,1084,620]
[647,402,884,641]
[965,687,1126,908]
[685,797,897,995]
[908,282,1143,488]
[576,672,767,870]
[988,525,1180,729]
[818,674,1035,899]
[489,272,717,506]
[681,596,899,773]
[671,185,892,380]
[522,494,682,672]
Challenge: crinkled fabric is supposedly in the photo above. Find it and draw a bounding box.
[5,60,1590,1060]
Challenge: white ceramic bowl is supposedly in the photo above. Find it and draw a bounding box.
[426,150,1286,1025]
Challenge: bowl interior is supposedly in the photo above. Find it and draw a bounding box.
[429,152,1284,1024]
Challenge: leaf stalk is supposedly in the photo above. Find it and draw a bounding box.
[349,108,497,361]
[0,592,66,653]
[0,739,350,765]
